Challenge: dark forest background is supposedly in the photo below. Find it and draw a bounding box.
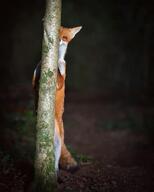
[0,0,152,96]
[0,0,154,191]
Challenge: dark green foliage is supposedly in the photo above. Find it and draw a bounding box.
[2,0,151,96]
[62,0,146,93]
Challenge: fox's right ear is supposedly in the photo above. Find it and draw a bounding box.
[71,26,82,38]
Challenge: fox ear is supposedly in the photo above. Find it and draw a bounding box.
[71,26,82,38]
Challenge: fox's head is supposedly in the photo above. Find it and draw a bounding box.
[59,26,82,43]
[58,26,82,78]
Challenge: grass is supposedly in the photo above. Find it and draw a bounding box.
[67,145,93,164]
[0,150,25,191]
[2,104,93,164]
[2,108,36,162]
[96,106,154,138]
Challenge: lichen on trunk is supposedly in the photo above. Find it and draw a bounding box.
[34,0,61,191]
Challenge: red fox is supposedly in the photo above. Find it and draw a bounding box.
[32,26,82,172]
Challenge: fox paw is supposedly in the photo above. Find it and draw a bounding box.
[59,157,79,173]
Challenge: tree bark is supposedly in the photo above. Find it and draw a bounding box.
[35,0,61,191]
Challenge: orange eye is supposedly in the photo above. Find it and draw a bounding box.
[62,36,68,41]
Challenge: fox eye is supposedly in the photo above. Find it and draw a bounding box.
[62,36,68,41]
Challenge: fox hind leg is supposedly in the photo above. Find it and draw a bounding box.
[60,144,79,172]
[57,119,79,172]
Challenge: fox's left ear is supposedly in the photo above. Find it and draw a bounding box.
[71,26,82,38]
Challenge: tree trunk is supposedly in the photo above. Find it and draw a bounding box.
[35,0,61,191]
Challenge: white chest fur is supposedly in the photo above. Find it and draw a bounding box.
[58,40,68,75]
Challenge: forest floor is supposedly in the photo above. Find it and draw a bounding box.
[0,85,154,192]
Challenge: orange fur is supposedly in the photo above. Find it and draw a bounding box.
[33,26,82,171]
